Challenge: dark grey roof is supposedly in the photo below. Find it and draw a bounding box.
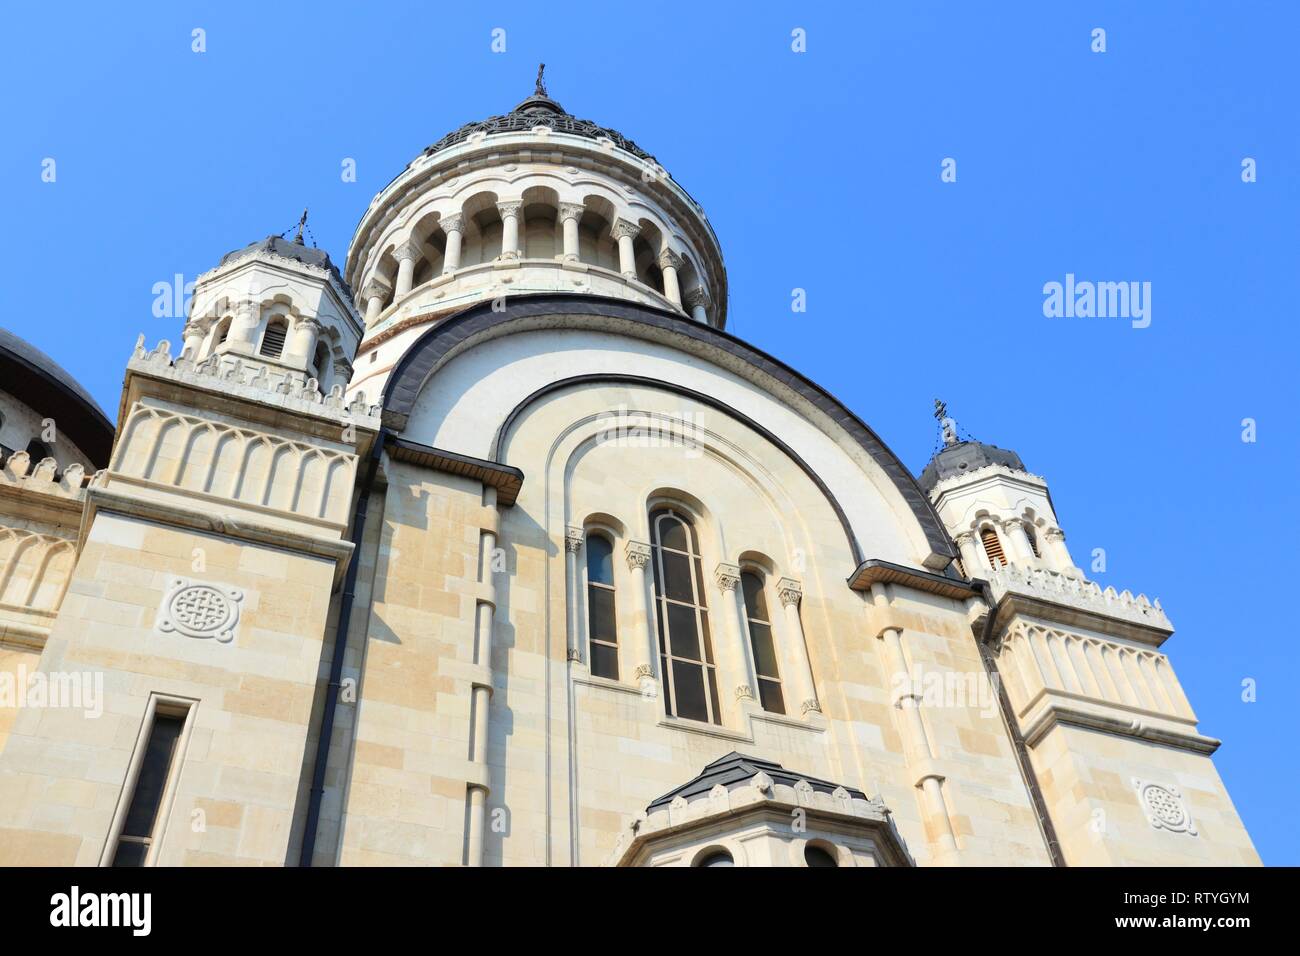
[646,752,867,812]
[422,91,658,164]
[918,439,1027,494]
[218,235,355,305]
[0,327,115,466]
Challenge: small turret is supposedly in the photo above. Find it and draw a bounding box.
[920,401,1080,578]
[181,220,363,396]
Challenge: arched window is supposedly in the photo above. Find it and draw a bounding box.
[804,844,838,867]
[259,318,288,358]
[650,507,719,724]
[586,533,619,680]
[311,343,330,382]
[741,571,784,714]
[695,848,734,867]
[980,527,1006,567]
[216,318,231,345]
[1024,523,1040,558]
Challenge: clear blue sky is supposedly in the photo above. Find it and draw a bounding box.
[2,2,1295,863]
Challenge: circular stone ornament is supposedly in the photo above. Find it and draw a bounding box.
[1132,779,1197,835]
[157,577,243,644]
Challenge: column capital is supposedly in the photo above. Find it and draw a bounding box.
[495,200,523,219]
[558,202,585,223]
[954,530,976,545]
[714,562,741,592]
[610,218,641,241]
[394,238,422,262]
[657,248,683,271]
[800,698,822,716]
[685,287,711,309]
[292,314,323,333]
[439,213,465,234]
[1043,527,1066,542]
[182,319,208,338]
[1001,516,1027,532]
[625,540,651,571]
[776,576,803,607]
[564,525,585,554]
[362,277,391,302]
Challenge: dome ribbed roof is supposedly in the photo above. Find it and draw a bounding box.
[421,83,658,164]
[217,235,355,305]
[918,439,1027,493]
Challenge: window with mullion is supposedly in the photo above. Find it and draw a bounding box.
[650,508,720,724]
[585,533,619,679]
[742,570,785,714]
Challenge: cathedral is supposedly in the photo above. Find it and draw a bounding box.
[0,71,1259,867]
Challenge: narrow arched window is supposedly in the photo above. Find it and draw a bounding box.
[650,507,719,724]
[216,318,231,345]
[259,318,288,358]
[586,533,619,680]
[741,571,784,714]
[981,527,1006,567]
[1024,524,1040,558]
[804,844,838,867]
[312,343,330,381]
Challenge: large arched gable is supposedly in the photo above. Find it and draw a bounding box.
[382,294,955,569]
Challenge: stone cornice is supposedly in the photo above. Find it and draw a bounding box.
[927,462,1048,502]
[193,247,363,331]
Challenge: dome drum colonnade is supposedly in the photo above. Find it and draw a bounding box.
[345,87,725,355]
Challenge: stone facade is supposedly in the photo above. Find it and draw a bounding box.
[0,76,1258,867]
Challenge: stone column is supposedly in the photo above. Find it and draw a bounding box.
[611,219,640,278]
[496,201,522,260]
[440,214,465,273]
[227,299,261,353]
[1043,527,1078,575]
[393,239,421,297]
[466,486,500,867]
[332,358,353,390]
[954,531,983,575]
[877,621,959,859]
[625,541,655,687]
[657,249,683,307]
[181,320,207,360]
[558,203,584,261]
[685,287,710,324]
[288,315,322,369]
[565,526,584,663]
[776,577,820,716]
[362,278,391,324]
[714,563,757,708]
[1001,517,1035,565]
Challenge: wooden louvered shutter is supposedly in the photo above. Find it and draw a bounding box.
[259,322,287,358]
[981,528,1007,567]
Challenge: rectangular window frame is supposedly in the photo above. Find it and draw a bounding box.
[100,693,198,867]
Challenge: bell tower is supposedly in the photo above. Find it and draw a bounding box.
[919,403,1257,866]
[181,216,364,398]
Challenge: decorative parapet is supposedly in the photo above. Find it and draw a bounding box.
[129,337,382,425]
[0,451,96,503]
[986,564,1172,634]
[995,621,1217,755]
[607,770,912,867]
